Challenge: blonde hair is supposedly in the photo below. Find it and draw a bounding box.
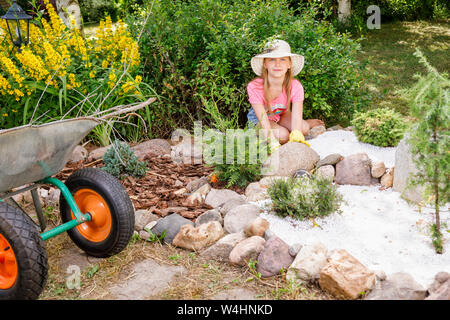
[262,58,293,112]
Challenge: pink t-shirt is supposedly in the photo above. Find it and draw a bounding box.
[247,78,304,113]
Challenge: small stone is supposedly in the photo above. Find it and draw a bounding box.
[150,213,194,244]
[186,176,209,193]
[327,125,344,131]
[195,209,223,227]
[316,154,344,168]
[88,145,111,161]
[174,180,184,187]
[316,165,335,181]
[381,168,394,188]
[172,221,224,251]
[174,188,187,196]
[335,153,372,186]
[139,230,151,241]
[305,125,326,140]
[244,217,270,238]
[264,229,275,241]
[205,188,244,208]
[257,236,294,278]
[134,209,159,231]
[229,236,265,266]
[200,231,246,262]
[70,145,88,163]
[132,139,171,160]
[365,272,426,300]
[245,182,269,202]
[288,243,303,257]
[218,197,248,216]
[144,221,158,231]
[371,161,386,179]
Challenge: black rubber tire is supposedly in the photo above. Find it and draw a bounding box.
[60,168,134,258]
[0,202,48,300]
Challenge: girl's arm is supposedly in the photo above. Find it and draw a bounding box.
[291,100,308,135]
[251,103,277,140]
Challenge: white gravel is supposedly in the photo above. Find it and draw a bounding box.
[252,130,450,289]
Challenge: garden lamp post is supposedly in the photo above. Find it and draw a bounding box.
[1,0,32,50]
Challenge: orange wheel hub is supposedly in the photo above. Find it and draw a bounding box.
[72,189,112,242]
[0,234,18,290]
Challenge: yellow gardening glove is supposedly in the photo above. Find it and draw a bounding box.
[289,130,310,147]
[268,137,281,153]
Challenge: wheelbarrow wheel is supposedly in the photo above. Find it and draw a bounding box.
[0,202,48,300]
[60,168,134,258]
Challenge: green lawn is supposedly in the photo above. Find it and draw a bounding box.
[356,20,450,115]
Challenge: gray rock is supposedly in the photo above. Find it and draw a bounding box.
[287,241,328,283]
[195,209,223,227]
[426,279,450,300]
[245,182,269,202]
[229,236,266,266]
[132,139,171,160]
[335,153,372,186]
[69,145,88,163]
[171,141,204,164]
[186,176,209,193]
[364,272,427,300]
[134,209,159,231]
[205,188,245,208]
[371,161,386,179]
[218,197,248,216]
[262,142,319,177]
[223,204,261,234]
[150,213,194,244]
[393,136,424,203]
[264,229,275,241]
[257,236,294,278]
[305,125,326,140]
[88,144,112,161]
[288,243,303,257]
[316,165,335,181]
[200,231,246,262]
[327,125,344,131]
[316,153,343,168]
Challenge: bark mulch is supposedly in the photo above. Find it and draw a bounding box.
[55,153,245,222]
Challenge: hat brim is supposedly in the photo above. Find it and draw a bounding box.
[251,54,304,77]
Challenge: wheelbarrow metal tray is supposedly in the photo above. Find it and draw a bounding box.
[0,118,100,193]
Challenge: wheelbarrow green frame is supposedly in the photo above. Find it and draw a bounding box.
[0,176,92,241]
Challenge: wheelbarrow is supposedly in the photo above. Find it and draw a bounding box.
[0,98,155,300]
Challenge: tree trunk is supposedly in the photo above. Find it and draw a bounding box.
[55,0,82,30]
[338,0,351,24]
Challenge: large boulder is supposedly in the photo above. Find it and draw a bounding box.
[172,221,224,251]
[393,136,424,203]
[286,241,328,283]
[364,272,427,300]
[257,236,294,278]
[149,213,194,244]
[218,197,248,216]
[223,204,260,234]
[229,236,265,266]
[262,142,319,177]
[335,153,372,186]
[319,249,376,299]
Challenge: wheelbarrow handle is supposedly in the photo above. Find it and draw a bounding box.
[96,97,157,120]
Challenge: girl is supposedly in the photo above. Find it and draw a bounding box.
[247,39,324,148]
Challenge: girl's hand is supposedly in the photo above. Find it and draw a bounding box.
[289,130,310,147]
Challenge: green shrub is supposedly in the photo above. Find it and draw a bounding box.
[268,176,343,220]
[102,140,147,179]
[206,129,269,188]
[127,0,370,137]
[79,0,119,23]
[351,108,409,147]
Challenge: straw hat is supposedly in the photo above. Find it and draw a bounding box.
[251,39,304,76]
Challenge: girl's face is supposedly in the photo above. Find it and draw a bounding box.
[263,57,291,78]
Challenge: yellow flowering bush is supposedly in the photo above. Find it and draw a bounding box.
[0,0,144,131]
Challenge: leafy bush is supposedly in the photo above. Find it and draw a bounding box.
[102,140,147,179]
[78,0,119,23]
[205,128,269,188]
[127,0,370,137]
[351,108,409,147]
[268,176,343,220]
